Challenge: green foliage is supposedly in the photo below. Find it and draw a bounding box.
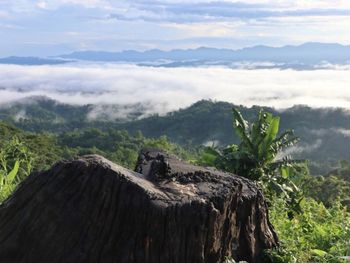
[197,108,350,262]
[0,124,196,203]
[199,108,303,215]
[302,175,350,210]
[59,129,194,169]
[0,121,64,170]
[0,137,34,203]
[266,198,350,263]
[0,109,349,263]
[0,160,19,202]
[4,98,350,175]
[0,137,34,179]
[326,160,350,183]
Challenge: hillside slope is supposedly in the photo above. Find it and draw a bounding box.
[2,98,350,173]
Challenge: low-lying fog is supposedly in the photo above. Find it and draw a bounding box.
[1,63,349,114]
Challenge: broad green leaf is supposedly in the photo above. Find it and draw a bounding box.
[251,110,266,147]
[6,160,19,184]
[232,108,254,152]
[310,249,328,257]
[280,166,290,178]
[0,170,5,187]
[258,112,280,161]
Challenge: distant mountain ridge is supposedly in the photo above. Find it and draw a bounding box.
[60,42,350,64]
[0,56,72,65]
[1,42,350,69]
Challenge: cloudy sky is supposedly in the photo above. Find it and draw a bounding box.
[1,0,350,56]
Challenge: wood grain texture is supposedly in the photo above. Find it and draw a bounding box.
[0,149,278,263]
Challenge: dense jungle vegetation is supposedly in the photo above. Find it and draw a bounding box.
[0,101,350,262]
[3,97,350,174]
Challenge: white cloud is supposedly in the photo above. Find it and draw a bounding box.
[60,0,112,9]
[34,0,111,9]
[292,0,350,9]
[277,139,323,158]
[163,22,240,38]
[1,64,350,116]
[231,0,350,9]
[36,1,48,9]
[13,109,27,122]
[0,10,9,18]
[336,128,350,137]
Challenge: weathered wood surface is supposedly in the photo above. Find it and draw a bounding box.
[0,149,278,263]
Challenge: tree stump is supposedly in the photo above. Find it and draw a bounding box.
[0,149,278,263]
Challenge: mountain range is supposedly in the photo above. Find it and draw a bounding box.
[1,96,350,174]
[1,43,350,69]
[0,56,71,65]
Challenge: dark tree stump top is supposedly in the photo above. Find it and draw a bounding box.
[0,150,278,263]
[135,148,263,204]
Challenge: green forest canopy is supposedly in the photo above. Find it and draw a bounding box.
[0,102,350,262]
[2,98,350,174]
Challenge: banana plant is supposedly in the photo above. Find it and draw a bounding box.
[200,108,304,216]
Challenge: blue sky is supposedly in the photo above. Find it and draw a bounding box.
[1,0,350,56]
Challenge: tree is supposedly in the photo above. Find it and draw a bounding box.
[200,108,304,216]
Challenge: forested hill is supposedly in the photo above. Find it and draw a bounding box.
[2,97,350,173]
[120,101,350,171]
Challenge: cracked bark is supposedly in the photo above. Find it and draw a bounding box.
[0,149,278,263]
